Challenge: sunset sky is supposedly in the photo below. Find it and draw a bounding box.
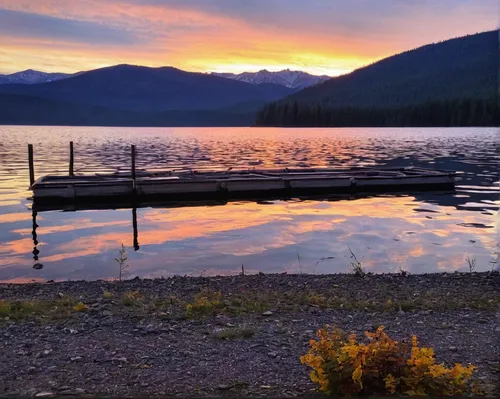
[0,0,497,76]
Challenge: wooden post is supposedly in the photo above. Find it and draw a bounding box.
[131,144,136,190]
[28,144,35,187]
[69,141,74,176]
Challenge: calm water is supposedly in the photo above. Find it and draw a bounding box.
[0,126,498,283]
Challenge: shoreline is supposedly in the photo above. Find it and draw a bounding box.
[1,272,499,397]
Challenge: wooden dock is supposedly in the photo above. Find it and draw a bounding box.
[27,143,460,206]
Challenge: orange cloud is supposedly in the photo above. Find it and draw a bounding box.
[0,0,496,75]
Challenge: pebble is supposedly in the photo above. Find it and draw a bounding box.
[35,393,54,398]
[449,346,458,352]
[101,310,113,317]
[477,319,489,324]
[398,310,405,316]
[262,311,273,316]
[495,327,500,333]
[268,351,278,358]
[218,385,231,390]
[70,357,82,362]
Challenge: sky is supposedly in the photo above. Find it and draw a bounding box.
[0,0,498,76]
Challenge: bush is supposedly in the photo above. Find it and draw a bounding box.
[186,288,222,318]
[122,290,142,306]
[300,325,478,396]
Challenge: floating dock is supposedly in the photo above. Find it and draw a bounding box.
[30,166,459,205]
[27,143,460,206]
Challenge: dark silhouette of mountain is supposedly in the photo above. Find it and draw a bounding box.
[0,64,293,113]
[0,93,254,126]
[256,30,499,127]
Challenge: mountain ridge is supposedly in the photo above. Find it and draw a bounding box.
[274,30,498,109]
[0,64,294,112]
[0,67,329,90]
[0,69,75,84]
[212,69,330,89]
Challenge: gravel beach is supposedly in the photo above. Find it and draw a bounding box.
[1,272,499,398]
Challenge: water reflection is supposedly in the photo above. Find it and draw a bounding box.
[0,127,498,282]
[17,193,498,282]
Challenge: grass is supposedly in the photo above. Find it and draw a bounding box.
[122,290,143,306]
[0,297,77,320]
[347,246,366,276]
[466,256,477,273]
[1,273,498,323]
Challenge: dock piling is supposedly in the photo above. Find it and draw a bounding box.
[28,144,35,187]
[69,141,74,176]
[131,144,136,190]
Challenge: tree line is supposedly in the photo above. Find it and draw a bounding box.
[255,98,499,127]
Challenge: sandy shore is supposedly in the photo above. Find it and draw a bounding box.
[1,272,499,397]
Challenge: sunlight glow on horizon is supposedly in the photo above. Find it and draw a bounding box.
[0,0,497,75]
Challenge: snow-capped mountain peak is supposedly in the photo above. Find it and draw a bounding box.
[212,69,330,90]
[0,69,74,84]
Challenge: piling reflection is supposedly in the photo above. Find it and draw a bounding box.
[31,209,43,270]
[132,207,140,251]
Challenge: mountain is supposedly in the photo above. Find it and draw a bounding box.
[213,69,330,89]
[0,69,74,84]
[256,30,499,127]
[0,64,294,113]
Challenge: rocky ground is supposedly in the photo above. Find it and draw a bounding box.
[0,272,499,398]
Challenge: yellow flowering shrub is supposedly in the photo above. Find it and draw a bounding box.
[186,288,222,318]
[300,325,478,396]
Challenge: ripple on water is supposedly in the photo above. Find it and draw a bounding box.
[0,126,498,282]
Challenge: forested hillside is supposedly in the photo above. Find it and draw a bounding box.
[256,31,499,127]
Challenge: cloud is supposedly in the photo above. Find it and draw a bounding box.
[0,0,497,74]
[0,9,141,46]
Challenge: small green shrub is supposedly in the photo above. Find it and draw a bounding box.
[309,295,327,307]
[103,290,113,299]
[0,300,11,317]
[122,290,142,306]
[115,244,129,281]
[186,288,222,318]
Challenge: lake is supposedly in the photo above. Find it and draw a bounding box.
[0,126,498,283]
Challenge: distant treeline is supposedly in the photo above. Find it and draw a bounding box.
[255,98,500,127]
